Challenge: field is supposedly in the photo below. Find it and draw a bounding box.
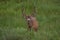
[0,0,60,40]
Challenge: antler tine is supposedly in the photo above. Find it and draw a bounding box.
[22,6,26,18]
[31,4,37,17]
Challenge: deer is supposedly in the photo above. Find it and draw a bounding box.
[22,6,38,32]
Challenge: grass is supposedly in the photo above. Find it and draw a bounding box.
[0,0,60,40]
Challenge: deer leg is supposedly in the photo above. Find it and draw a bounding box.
[27,23,32,31]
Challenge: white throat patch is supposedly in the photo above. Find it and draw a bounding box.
[27,18,31,21]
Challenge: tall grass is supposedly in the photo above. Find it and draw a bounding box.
[0,0,60,40]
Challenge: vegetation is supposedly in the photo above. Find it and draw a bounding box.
[0,0,60,40]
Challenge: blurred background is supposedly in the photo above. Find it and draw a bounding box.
[0,0,60,40]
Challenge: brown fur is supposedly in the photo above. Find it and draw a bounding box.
[25,15,38,32]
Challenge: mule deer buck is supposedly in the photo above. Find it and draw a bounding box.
[22,6,38,32]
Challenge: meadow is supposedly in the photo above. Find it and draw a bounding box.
[0,0,60,40]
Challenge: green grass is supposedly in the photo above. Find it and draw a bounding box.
[0,0,60,40]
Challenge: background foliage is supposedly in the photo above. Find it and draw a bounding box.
[0,0,60,40]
